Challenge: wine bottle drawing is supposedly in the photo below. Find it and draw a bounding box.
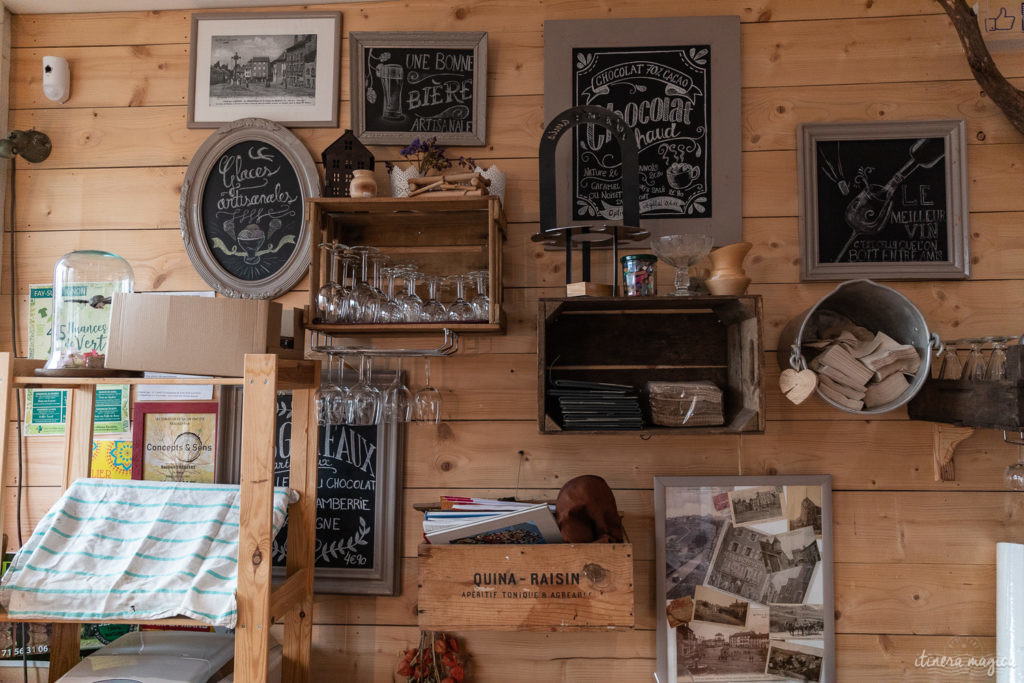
[834,137,945,262]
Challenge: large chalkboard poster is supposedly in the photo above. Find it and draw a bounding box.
[350,31,487,146]
[572,44,711,222]
[181,118,320,299]
[200,140,303,282]
[798,120,969,280]
[271,391,401,595]
[544,18,742,244]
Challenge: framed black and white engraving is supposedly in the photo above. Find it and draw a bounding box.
[798,120,970,280]
[350,31,487,146]
[180,117,320,299]
[188,12,341,128]
[544,17,741,243]
[655,475,834,683]
[271,379,402,595]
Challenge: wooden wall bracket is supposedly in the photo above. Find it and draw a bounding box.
[933,423,975,481]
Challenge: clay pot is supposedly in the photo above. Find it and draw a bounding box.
[349,169,377,198]
[706,241,752,295]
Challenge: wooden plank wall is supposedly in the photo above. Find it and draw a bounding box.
[1,1,1022,680]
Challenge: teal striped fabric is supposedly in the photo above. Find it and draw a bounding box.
[0,478,295,628]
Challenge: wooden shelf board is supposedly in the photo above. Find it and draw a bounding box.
[13,376,245,387]
[306,322,504,334]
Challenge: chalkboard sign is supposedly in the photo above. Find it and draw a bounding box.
[799,120,969,280]
[544,18,742,244]
[181,118,320,299]
[350,31,487,146]
[271,391,401,595]
[572,45,711,222]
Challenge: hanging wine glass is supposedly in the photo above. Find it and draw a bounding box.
[315,354,346,425]
[469,269,490,322]
[325,355,350,425]
[1006,445,1024,490]
[937,340,963,380]
[349,245,383,323]
[396,267,425,323]
[446,274,476,322]
[961,339,986,382]
[382,357,412,422]
[347,355,381,425]
[986,337,1010,380]
[422,275,448,322]
[412,356,443,423]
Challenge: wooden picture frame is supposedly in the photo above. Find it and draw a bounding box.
[180,117,320,299]
[188,12,341,128]
[798,119,970,280]
[544,17,742,243]
[131,401,219,483]
[655,475,835,683]
[350,31,487,146]
[269,374,402,596]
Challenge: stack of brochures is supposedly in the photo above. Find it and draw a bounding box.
[550,379,644,430]
[422,496,563,545]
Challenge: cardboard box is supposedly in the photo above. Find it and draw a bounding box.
[106,294,300,377]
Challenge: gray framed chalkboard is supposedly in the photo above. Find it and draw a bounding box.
[798,120,969,281]
[180,117,320,299]
[544,17,741,243]
[271,387,402,595]
[350,31,487,146]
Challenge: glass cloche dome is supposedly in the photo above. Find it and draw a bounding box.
[42,250,134,372]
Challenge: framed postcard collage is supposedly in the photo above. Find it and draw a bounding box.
[655,476,834,683]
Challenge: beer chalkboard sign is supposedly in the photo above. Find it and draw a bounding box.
[181,118,320,299]
[350,31,487,146]
[799,120,969,280]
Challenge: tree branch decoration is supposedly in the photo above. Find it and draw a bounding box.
[937,0,1024,135]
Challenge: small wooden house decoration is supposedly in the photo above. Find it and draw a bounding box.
[321,130,375,197]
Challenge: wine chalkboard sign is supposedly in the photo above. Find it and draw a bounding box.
[350,32,487,146]
[571,44,712,222]
[271,391,401,594]
[799,120,969,280]
[181,118,319,299]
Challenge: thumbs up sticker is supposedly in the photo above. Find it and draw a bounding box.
[986,5,1017,31]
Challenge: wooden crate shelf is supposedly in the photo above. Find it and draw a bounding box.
[537,296,765,434]
[306,195,506,334]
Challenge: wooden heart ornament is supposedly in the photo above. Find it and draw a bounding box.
[779,368,818,405]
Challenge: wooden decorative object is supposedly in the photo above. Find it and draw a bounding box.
[417,542,635,631]
[933,423,975,482]
[321,130,375,198]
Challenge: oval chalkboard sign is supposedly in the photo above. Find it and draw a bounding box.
[181,118,320,299]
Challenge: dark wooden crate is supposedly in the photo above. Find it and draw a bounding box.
[305,196,506,334]
[537,296,765,434]
[908,345,1024,429]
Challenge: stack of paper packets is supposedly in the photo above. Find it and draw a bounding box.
[808,330,920,410]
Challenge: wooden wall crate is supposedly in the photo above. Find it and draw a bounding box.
[538,296,765,434]
[908,344,1024,429]
[305,196,506,334]
[417,542,634,631]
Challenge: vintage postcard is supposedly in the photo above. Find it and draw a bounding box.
[785,485,824,537]
[679,621,771,681]
[665,487,730,600]
[693,585,749,627]
[769,603,825,639]
[766,641,824,681]
[729,486,785,527]
[705,522,772,602]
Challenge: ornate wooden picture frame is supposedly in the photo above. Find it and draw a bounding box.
[350,31,488,146]
[655,475,835,683]
[543,17,742,243]
[798,119,970,280]
[180,117,320,299]
[188,12,341,128]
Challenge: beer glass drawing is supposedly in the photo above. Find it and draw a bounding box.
[378,63,405,121]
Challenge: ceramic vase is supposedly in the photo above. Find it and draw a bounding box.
[389,165,421,197]
[349,169,378,198]
[706,241,752,295]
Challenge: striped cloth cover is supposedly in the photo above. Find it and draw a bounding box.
[0,478,296,627]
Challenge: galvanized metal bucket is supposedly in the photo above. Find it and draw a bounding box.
[776,279,939,414]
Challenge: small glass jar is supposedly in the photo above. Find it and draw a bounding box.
[620,254,657,296]
[44,250,134,371]
[349,169,377,198]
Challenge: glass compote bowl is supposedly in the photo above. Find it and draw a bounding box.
[651,234,713,296]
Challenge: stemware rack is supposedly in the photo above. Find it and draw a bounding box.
[309,328,460,358]
[305,195,506,334]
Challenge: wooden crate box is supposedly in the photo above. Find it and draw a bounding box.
[417,543,635,631]
[537,295,765,434]
[305,195,506,333]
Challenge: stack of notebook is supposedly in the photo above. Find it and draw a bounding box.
[550,379,644,430]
